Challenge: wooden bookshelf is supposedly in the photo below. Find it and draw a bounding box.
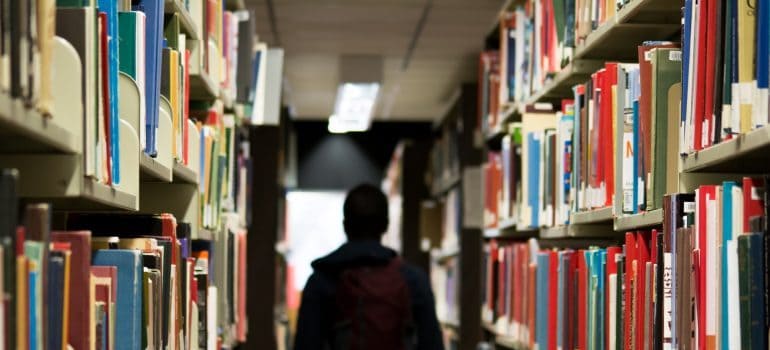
[614,208,664,231]
[681,126,770,173]
[0,92,79,154]
[164,0,200,40]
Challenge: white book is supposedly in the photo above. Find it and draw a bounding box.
[207,286,218,350]
[706,195,718,340]
[726,239,742,350]
[609,273,618,350]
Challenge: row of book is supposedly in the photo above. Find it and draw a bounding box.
[483,42,684,229]
[429,120,461,195]
[481,177,769,350]
[0,169,248,350]
[680,0,770,153]
[0,1,280,188]
[478,0,640,133]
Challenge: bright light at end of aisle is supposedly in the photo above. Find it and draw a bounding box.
[327,82,380,133]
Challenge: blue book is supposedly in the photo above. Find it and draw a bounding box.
[506,26,516,101]
[29,271,38,350]
[92,250,143,350]
[47,253,66,350]
[681,0,693,123]
[98,0,120,183]
[632,99,640,213]
[756,0,770,128]
[528,133,541,228]
[584,250,595,349]
[721,181,737,350]
[596,250,606,350]
[572,86,582,212]
[132,0,164,157]
[556,251,569,349]
[748,233,766,350]
[535,252,550,350]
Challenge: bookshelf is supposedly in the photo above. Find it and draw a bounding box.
[437,0,770,348]
[681,126,770,173]
[164,0,200,40]
[0,92,79,154]
[524,59,604,105]
[139,153,173,182]
[0,2,283,349]
[573,0,681,60]
[614,208,664,231]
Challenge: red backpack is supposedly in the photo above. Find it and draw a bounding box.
[331,258,416,350]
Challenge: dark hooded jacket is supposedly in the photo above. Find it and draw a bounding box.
[293,240,444,350]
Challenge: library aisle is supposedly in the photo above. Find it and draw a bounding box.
[3,0,770,349]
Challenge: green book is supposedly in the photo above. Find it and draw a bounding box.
[738,235,752,350]
[118,11,139,80]
[648,48,682,211]
[163,13,181,51]
[56,0,91,7]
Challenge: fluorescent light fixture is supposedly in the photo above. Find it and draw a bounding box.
[327,82,380,133]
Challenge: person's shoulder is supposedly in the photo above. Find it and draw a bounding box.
[398,261,430,288]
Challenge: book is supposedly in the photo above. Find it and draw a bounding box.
[51,231,91,350]
[92,250,143,350]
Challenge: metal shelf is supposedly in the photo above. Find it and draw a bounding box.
[570,207,613,224]
[574,0,681,61]
[0,93,78,154]
[164,0,200,40]
[681,126,770,173]
[190,71,219,101]
[225,0,246,10]
[614,208,664,231]
[525,59,605,104]
[140,153,173,182]
[173,162,198,184]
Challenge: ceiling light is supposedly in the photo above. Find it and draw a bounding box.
[327,82,380,133]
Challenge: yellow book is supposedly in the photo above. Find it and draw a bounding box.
[738,0,756,133]
[170,50,180,159]
[61,249,72,350]
[16,256,27,350]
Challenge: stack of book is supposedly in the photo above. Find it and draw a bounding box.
[480,177,770,350]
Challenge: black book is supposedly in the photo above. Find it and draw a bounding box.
[0,169,17,350]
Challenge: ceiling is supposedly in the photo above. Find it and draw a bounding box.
[246,0,507,121]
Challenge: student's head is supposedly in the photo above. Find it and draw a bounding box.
[343,184,389,241]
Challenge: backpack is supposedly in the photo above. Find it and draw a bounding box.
[331,258,416,350]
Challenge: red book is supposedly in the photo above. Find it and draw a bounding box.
[547,251,559,350]
[577,250,587,350]
[606,246,622,348]
[692,0,709,151]
[696,185,716,350]
[487,240,499,312]
[742,177,765,232]
[236,232,248,341]
[99,13,112,185]
[497,244,507,318]
[528,263,537,348]
[510,245,519,326]
[638,43,678,183]
[702,0,718,148]
[624,232,638,350]
[51,231,92,350]
[602,63,618,207]
[92,266,117,349]
[635,231,651,350]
